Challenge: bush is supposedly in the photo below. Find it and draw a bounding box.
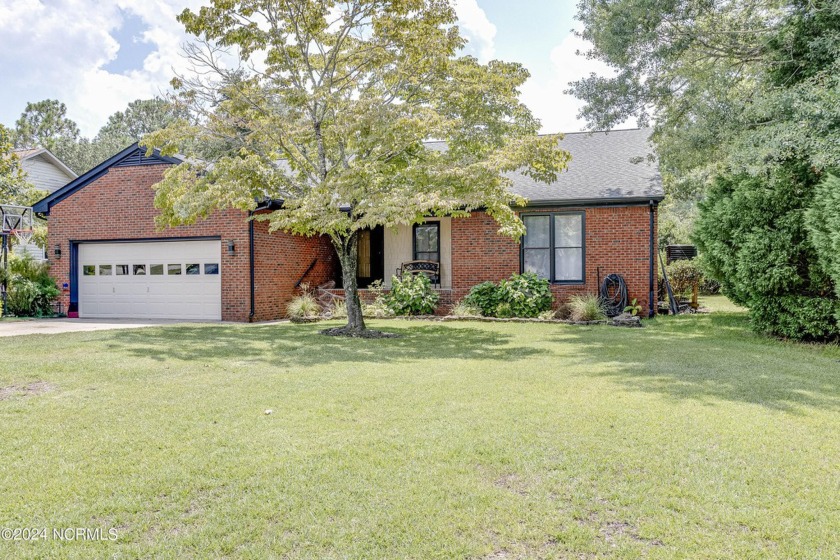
[568,294,606,322]
[328,299,347,319]
[463,281,502,317]
[450,300,482,317]
[665,259,704,297]
[287,293,320,318]
[385,274,439,316]
[464,273,553,318]
[695,164,838,340]
[497,272,553,318]
[805,173,840,315]
[3,255,60,317]
[495,302,513,318]
[361,280,393,318]
[555,303,573,320]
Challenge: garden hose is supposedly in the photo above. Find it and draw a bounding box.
[599,274,628,317]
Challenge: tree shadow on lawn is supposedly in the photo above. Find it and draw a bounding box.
[553,312,840,413]
[109,321,547,369]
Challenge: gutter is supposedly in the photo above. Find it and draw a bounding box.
[518,196,665,209]
[249,211,255,322]
[649,200,657,318]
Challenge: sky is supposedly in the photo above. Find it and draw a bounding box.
[0,0,616,138]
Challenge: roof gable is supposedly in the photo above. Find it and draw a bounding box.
[33,144,181,215]
[13,147,77,180]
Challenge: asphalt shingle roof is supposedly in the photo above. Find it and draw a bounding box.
[427,128,663,205]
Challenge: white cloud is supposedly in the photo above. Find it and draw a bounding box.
[520,30,624,134]
[453,0,496,62]
[0,0,204,136]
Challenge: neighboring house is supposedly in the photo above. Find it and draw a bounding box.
[13,148,77,260]
[34,129,664,321]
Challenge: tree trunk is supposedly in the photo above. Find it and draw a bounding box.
[334,233,367,333]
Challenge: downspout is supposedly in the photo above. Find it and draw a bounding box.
[648,200,656,318]
[249,211,255,322]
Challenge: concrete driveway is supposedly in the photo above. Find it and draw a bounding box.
[0,318,206,337]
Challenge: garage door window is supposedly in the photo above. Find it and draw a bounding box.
[133,265,146,275]
[186,263,200,275]
[204,263,219,275]
[83,265,95,276]
[116,265,129,275]
[99,265,112,275]
[167,264,182,275]
[150,264,164,275]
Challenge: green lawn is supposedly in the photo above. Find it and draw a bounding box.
[1,299,838,559]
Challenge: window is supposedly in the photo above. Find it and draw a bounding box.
[204,263,219,275]
[167,264,182,275]
[522,212,584,283]
[185,263,200,275]
[133,264,146,275]
[99,264,112,275]
[413,222,440,262]
[83,265,95,276]
[150,264,164,275]
[115,265,129,275]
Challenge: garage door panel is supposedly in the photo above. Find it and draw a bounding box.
[78,240,222,320]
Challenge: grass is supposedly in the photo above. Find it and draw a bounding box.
[0,299,838,558]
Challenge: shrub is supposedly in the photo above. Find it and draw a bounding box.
[328,299,348,319]
[3,255,60,317]
[464,273,553,318]
[287,293,320,318]
[695,164,838,340]
[450,300,482,317]
[497,272,553,318]
[555,303,573,320]
[463,281,502,317]
[385,274,439,316]
[495,302,513,318]
[568,294,606,322]
[805,173,840,317]
[665,259,704,297]
[538,309,557,320]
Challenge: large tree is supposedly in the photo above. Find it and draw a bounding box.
[143,0,570,335]
[571,0,840,338]
[94,98,188,158]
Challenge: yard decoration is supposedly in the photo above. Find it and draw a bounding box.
[142,0,570,337]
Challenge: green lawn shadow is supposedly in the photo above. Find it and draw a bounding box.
[554,312,840,413]
[109,321,547,368]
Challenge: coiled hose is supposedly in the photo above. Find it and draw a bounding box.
[599,273,628,317]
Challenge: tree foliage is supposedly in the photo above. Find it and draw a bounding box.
[573,0,840,339]
[0,124,37,203]
[142,0,570,334]
[11,98,187,175]
[805,174,840,307]
[695,164,836,339]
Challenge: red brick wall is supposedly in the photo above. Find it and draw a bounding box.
[450,206,658,315]
[46,165,252,321]
[252,213,337,320]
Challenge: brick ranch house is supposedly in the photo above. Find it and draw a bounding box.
[33,128,663,322]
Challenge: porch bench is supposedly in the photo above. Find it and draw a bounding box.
[397,260,441,288]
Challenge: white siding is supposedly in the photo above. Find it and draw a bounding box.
[383,218,451,289]
[20,155,75,194]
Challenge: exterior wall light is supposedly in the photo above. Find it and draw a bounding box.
[227,240,236,255]
[54,244,62,259]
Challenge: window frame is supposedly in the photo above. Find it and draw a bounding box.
[412,221,441,263]
[520,211,586,284]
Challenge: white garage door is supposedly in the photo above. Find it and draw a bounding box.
[78,240,222,320]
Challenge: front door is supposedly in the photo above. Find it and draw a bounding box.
[357,226,384,288]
